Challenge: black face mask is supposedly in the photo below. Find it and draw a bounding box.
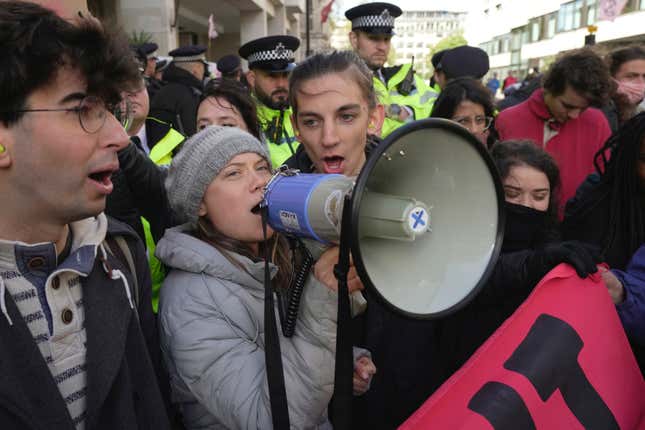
[502,202,549,253]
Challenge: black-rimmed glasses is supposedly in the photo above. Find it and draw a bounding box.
[7,95,132,133]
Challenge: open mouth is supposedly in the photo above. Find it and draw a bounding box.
[322,156,345,174]
[251,193,268,214]
[87,168,116,193]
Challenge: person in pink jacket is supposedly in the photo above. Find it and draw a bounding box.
[496,49,613,217]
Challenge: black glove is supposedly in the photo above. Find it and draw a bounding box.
[528,241,603,282]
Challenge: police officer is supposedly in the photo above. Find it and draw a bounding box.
[148,45,207,142]
[239,35,300,167]
[154,59,169,81]
[217,54,244,82]
[433,45,490,89]
[131,42,166,100]
[132,42,158,78]
[429,49,447,92]
[345,2,435,137]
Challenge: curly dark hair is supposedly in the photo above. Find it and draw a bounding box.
[542,48,612,107]
[490,139,561,222]
[0,2,140,126]
[200,79,260,139]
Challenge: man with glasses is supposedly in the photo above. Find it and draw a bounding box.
[496,49,613,216]
[0,2,170,428]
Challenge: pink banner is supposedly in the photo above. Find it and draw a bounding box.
[401,264,645,430]
[599,0,629,21]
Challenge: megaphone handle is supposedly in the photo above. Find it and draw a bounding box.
[330,194,354,429]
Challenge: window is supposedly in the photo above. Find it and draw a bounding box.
[530,19,541,42]
[501,37,510,53]
[546,13,556,38]
[586,0,597,24]
[573,0,583,28]
[558,3,570,31]
[511,31,521,50]
[558,0,584,32]
[622,0,642,12]
[521,27,530,44]
[640,0,645,9]
[511,51,521,65]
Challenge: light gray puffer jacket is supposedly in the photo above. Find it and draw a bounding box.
[157,225,337,430]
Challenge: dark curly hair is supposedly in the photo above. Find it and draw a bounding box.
[542,48,612,108]
[0,2,140,126]
[200,79,260,139]
[491,139,561,222]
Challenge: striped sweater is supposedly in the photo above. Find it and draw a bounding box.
[0,215,108,429]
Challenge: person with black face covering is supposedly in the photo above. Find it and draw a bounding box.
[435,140,602,381]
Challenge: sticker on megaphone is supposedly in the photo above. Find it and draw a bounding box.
[258,169,431,244]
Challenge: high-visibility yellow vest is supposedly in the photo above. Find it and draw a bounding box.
[256,102,299,168]
[374,63,439,137]
[148,121,185,165]
[141,121,184,313]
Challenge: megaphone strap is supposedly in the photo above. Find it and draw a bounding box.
[260,206,291,429]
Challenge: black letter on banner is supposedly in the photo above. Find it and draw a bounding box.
[504,314,619,429]
[468,381,536,429]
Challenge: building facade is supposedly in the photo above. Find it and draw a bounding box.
[88,0,332,65]
[468,0,645,79]
[329,8,466,79]
[393,10,466,78]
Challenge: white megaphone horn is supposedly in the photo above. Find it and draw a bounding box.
[258,118,505,319]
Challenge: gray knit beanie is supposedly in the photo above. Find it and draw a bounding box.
[166,125,271,225]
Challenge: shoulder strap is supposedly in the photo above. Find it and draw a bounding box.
[103,235,140,308]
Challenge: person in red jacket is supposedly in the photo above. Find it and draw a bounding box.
[502,70,517,90]
[495,49,613,217]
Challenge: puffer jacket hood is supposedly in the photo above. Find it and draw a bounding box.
[155,224,277,298]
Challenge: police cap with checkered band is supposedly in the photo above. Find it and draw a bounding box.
[169,45,207,63]
[238,35,300,73]
[345,2,402,35]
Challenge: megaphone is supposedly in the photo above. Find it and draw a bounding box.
[260,118,505,319]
